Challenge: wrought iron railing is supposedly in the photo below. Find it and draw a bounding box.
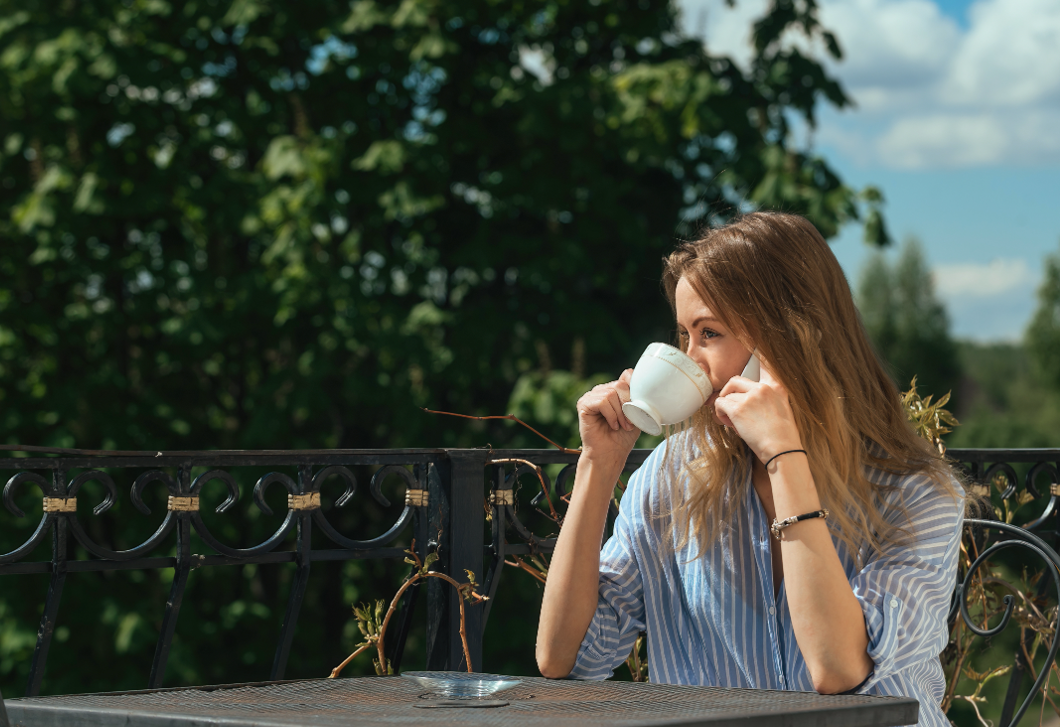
[1,447,1058,727]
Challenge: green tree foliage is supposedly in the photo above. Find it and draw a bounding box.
[856,237,960,403]
[0,0,887,453]
[0,0,887,694]
[947,341,1060,449]
[1026,241,1060,389]
[950,243,1060,450]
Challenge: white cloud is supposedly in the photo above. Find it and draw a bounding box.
[933,258,1038,298]
[945,0,1060,107]
[876,110,1060,168]
[677,0,1060,168]
[934,259,1042,342]
[820,0,959,96]
[875,113,1006,168]
[677,0,768,68]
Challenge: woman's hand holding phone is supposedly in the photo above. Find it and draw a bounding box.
[713,361,803,465]
[576,369,641,464]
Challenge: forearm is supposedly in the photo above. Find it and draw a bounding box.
[770,455,872,694]
[536,454,622,678]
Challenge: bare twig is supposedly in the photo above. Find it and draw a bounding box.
[328,541,486,679]
[328,643,374,679]
[421,408,581,454]
[957,694,991,727]
[504,556,549,585]
[625,634,648,682]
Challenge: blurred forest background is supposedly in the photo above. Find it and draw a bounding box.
[1,0,1059,724]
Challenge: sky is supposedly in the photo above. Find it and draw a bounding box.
[675,0,1060,342]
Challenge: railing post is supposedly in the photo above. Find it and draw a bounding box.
[270,465,314,680]
[424,458,451,670]
[386,464,430,673]
[26,468,67,697]
[446,451,486,672]
[424,451,486,672]
[148,466,194,689]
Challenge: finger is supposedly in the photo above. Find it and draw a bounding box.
[589,380,631,408]
[586,392,621,431]
[715,391,747,411]
[604,387,634,431]
[618,368,634,386]
[713,397,736,428]
[718,376,756,399]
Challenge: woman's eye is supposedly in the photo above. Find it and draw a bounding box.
[700,328,719,340]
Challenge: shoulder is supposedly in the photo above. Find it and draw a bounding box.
[862,455,965,545]
[865,460,963,507]
[864,440,963,497]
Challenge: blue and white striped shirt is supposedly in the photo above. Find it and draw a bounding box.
[570,440,963,727]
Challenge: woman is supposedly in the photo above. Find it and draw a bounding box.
[536,212,962,727]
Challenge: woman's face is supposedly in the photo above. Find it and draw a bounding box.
[674,277,755,423]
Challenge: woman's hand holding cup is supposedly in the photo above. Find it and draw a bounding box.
[576,369,640,463]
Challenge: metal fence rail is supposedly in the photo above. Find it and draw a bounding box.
[0,450,442,696]
[1,446,1058,726]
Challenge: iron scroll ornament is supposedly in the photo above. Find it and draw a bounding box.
[1,463,422,565]
[950,518,1060,727]
[500,461,624,552]
[1,472,54,564]
[69,470,182,560]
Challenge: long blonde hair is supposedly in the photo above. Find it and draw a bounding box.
[661,211,957,560]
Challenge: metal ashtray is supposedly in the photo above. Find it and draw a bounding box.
[404,671,522,708]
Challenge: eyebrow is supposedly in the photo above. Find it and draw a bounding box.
[680,316,721,329]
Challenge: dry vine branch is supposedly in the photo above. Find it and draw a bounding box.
[942,526,1060,721]
[503,553,549,586]
[625,634,649,682]
[328,541,488,679]
[421,408,581,454]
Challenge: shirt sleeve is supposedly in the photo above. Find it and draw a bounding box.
[567,468,650,680]
[849,472,964,692]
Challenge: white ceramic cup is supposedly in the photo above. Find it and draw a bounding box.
[621,344,761,435]
[621,343,712,436]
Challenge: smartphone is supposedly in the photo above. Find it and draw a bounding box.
[740,350,761,382]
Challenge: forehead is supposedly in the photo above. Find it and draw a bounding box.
[674,277,716,321]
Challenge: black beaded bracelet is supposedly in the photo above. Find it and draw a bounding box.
[770,509,829,540]
[763,448,807,469]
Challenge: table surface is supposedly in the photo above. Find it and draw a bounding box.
[5,673,920,727]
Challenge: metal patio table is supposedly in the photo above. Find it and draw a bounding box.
[4,673,919,727]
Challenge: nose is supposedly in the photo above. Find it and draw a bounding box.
[684,341,709,375]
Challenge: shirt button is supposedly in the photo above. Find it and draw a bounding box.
[768,606,776,615]
[890,599,899,609]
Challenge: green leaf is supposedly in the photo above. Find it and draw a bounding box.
[341,1,390,33]
[223,0,267,25]
[351,141,406,174]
